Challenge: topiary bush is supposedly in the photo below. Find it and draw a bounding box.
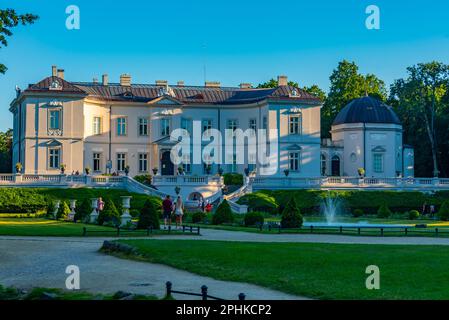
[76,198,92,222]
[212,200,234,225]
[237,193,278,214]
[244,211,264,227]
[46,200,56,218]
[377,204,392,218]
[191,211,207,224]
[134,174,152,185]
[438,201,449,221]
[281,198,303,228]
[408,210,420,220]
[137,199,160,229]
[56,201,71,220]
[97,197,121,226]
[352,209,364,218]
[223,173,244,186]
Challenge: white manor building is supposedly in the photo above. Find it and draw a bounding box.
[10,66,414,182]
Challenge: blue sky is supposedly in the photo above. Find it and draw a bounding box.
[0,0,449,130]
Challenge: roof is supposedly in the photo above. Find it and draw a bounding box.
[22,76,322,105]
[332,96,401,126]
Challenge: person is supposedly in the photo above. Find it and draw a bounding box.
[174,196,184,229]
[205,201,212,213]
[97,197,104,213]
[201,199,206,213]
[422,202,427,216]
[430,204,435,217]
[162,195,173,229]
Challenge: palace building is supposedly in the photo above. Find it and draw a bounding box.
[9,66,414,179]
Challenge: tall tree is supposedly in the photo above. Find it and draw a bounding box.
[389,62,449,177]
[0,129,12,173]
[321,60,387,138]
[0,8,38,74]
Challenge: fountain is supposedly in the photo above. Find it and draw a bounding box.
[320,191,341,224]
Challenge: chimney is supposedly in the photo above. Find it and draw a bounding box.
[205,81,220,88]
[155,80,168,86]
[57,69,65,80]
[120,74,131,86]
[102,74,109,86]
[177,81,184,87]
[239,83,252,89]
[52,65,57,77]
[277,75,288,86]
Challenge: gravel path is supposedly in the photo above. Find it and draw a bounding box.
[0,237,303,300]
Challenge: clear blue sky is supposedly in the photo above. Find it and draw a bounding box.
[1,0,449,130]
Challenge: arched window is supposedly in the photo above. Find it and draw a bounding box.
[331,155,340,176]
[321,154,327,176]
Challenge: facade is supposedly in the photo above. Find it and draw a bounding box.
[9,66,413,179]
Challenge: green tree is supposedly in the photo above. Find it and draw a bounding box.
[97,197,120,226]
[322,60,387,138]
[0,9,39,74]
[56,201,71,220]
[0,129,12,173]
[281,198,303,228]
[438,201,449,221]
[302,84,327,102]
[377,204,392,218]
[75,198,92,222]
[257,78,299,88]
[389,62,449,177]
[212,200,234,225]
[137,199,160,229]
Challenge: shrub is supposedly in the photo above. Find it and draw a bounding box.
[98,198,121,226]
[130,209,140,218]
[281,198,303,228]
[408,210,420,220]
[352,209,364,217]
[223,173,244,186]
[46,201,56,218]
[134,175,152,185]
[237,193,278,214]
[56,201,71,220]
[212,200,234,225]
[438,201,449,221]
[191,211,207,224]
[75,198,92,222]
[137,199,160,229]
[244,212,264,227]
[377,204,392,218]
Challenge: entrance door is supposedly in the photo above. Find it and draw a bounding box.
[331,155,340,176]
[161,150,174,176]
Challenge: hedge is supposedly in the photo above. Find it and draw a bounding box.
[223,173,244,186]
[238,190,444,215]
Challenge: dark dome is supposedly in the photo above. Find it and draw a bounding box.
[332,96,401,126]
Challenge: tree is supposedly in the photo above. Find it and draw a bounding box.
[75,198,92,222]
[257,78,299,88]
[56,201,71,220]
[212,200,234,225]
[281,197,303,228]
[0,129,12,173]
[0,9,39,74]
[322,60,387,138]
[389,62,449,177]
[97,198,120,226]
[137,199,160,229]
[438,201,449,221]
[302,84,327,102]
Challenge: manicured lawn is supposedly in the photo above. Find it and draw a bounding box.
[116,239,449,300]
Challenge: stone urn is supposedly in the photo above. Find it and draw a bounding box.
[53,200,61,220]
[89,198,99,224]
[67,199,76,221]
[120,196,132,227]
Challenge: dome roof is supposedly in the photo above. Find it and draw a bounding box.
[332,96,401,126]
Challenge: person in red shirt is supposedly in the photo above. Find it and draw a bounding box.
[162,195,173,229]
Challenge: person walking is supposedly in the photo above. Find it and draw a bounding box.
[162,195,173,229]
[174,196,184,229]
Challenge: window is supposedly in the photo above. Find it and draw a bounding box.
[289,152,300,171]
[93,117,101,135]
[182,154,191,173]
[117,117,127,136]
[249,119,257,135]
[161,118,170,136]
[321,154,327,176]
[227,119,238,131]
[49,148,60,169]
[181,118,192,134]
[373,153,384,173]
[289,115,301,135]
[49,110,61,130]
[202,119,212,137]
[262,116,267,130]
[139,118,148,136]
[93,153,101,172]
[117,153,126,171]
[138,153,148,172]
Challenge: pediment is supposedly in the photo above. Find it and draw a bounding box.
[148,95,183,105]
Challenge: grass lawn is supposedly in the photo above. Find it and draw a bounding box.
[116,239,449,300]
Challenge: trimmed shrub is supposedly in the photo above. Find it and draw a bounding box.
[244,211,264,227]
[137,199,160,229]
[377,204,392,218]
[98,198,121,226]
[56,201,71,220]
[352,209,364,218]
[281,198,303,228]
[237,193,278,214]
[130,209,140,218]
[75,198,92,222]
[223,173,244,186]
[212,200,234,225]
[438,201,449,221]
[408,210,420,220]
[191,211,207,224]
[46,200,56,218]
[134,174,152,185]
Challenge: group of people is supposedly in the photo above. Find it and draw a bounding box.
[422,202,436,217]
[162,195,184,229]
